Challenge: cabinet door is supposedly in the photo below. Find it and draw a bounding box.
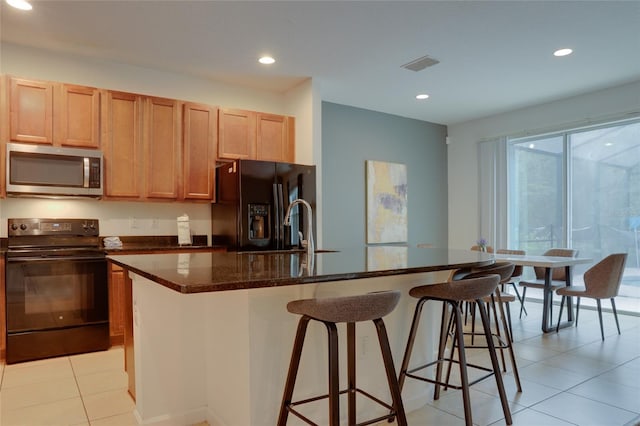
[0,257,5,359]
[218,108,256,160]
[1,76,9,198]
[124,269,135,400]
[9,77,54,144]
[183,103,217,200]
[145,97,180,199]
[56,84,100,148]
[102,91,143,199]
[108,263,125,344]
[256,113,295,162]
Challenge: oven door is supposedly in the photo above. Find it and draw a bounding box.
[6,255,108,333]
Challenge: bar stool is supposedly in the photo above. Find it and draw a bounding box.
[450,262,522,393]
[397,274,512,426]
[277,290,407,426]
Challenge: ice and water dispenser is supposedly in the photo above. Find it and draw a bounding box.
[248,203,269,241]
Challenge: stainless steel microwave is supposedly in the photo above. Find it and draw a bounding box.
[6,142,103,198]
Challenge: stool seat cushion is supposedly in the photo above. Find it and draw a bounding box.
[409,275,500,301]
[464,262,515,284]
[287,290,401,323]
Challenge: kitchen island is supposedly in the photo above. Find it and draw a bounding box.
[108,247,493,426]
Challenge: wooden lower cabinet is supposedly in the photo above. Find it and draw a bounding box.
[108,263,126,345]
[0,257,5,360]
[124,269,135,400]
[108,261,135,400]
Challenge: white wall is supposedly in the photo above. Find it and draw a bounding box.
[0,198,211,238]
[0,42,318,240]
[447,80,640,250]
[284,78,323,246]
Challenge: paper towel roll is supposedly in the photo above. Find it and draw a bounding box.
[177,214,191,245]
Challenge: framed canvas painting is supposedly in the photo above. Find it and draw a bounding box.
[366,160,408,244]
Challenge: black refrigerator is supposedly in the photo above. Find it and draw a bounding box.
[211,159,316,251]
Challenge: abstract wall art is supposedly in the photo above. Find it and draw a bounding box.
[366,160,408,244]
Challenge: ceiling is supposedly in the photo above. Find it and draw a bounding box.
[1,0,639,125]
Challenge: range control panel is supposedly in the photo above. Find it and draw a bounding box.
[8,218,100,237]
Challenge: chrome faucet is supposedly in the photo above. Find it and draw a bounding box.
[284,198,314,270]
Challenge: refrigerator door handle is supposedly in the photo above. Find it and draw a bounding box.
[273,183,280,249]
[277,183,285,249]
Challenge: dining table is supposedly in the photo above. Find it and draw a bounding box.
[493,253,593,332]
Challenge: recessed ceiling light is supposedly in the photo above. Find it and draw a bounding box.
[605,142,614,147]
[6,0,32,10]
[258,56,275,65]
[528,143,535,149]
[553,48,573,57]
[416,94,430,100]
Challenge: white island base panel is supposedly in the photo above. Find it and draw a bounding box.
[131,271,451,426]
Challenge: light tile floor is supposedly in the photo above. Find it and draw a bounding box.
[389,300,640,426]
[1,301,639,425]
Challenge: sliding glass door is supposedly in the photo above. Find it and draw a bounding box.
[507,119,640,313]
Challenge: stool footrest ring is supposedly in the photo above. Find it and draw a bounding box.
[286,387,401,426]
[405,359,496,391]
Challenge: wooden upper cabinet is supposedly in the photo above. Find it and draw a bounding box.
[218,108,295,163]
[9,77,100,148]
[183,102,217,200]
[9,78,53,144]
[256,113,294,162]
[102,90,143,199]
[144,97,180,199]
[218,108,257,160]
[56,84,101,148]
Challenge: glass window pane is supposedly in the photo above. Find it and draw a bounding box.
[508,135,565,254]
[570,121,640,304]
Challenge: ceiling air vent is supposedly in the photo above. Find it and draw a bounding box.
[401,55,440,72]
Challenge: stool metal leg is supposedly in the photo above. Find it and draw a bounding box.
[476,300,513,425]
[434,302,452,400]
[494,290,522,392]
[347,322,356,425]
[278,316,311,426]
[451,300,473,426]
[398,298,427,393]
[325,322,340,426]
[488,294,507,372]
[374,318,408,426]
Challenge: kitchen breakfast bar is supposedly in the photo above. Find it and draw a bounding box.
[107,248,493,426]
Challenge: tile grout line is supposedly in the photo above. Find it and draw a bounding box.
[68,355,93,425]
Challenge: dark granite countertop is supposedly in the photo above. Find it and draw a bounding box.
[107,247,494,294]
[104,244,225,254]
[101,235,225,253]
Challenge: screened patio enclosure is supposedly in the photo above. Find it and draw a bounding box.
[506,119,640,314]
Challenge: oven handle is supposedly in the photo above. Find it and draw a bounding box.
[7,256,107,262]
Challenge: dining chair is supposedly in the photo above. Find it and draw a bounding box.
[518,248,578,319]
[556,253,627,340]
[496,249,527,316]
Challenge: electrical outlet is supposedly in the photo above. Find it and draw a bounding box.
[130,217,140,229]
[151,217,160,229]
